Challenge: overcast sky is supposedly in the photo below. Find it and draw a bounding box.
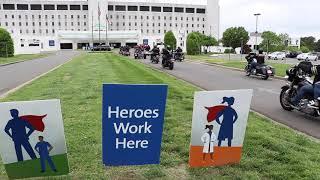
[220,0,320,39]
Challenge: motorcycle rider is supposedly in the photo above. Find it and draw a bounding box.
[246,50,265,75]
[151,45,160,60]
[291,62,320,109]
[175,47,183,59]
[162,46,172,65]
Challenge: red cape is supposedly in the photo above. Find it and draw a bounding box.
[20,115,47,132]
[205,105,226,123]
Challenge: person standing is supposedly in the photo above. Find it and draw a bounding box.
[201,125,216,161]
[35,136,57,173]
[4,109,37,162]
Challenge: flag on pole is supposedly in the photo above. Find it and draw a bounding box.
[98,4,101,17]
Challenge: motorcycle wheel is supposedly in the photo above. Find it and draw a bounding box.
[169,63,174,70]
[244,65,250,76]
[280,88,294,111]
[263,75,269,80]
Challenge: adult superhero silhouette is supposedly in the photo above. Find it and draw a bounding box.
[4,109,37,162]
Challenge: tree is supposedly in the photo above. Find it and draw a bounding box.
[164,31,177,50]
[186,32,201,55]
[203,36,218,49]
[301,36,316,51]
[279,33,290,46]
[0,28,14,57]
[221,27,249,49]
[260,31,284,52]
[315,40,320,52]
[300,46,310,53]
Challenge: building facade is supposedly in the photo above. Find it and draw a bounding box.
[0,0,219,54]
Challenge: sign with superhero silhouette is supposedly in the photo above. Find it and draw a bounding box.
[189,90,253,168]
[0,99,69,179]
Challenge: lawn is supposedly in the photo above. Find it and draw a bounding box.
[0,53,50,65]
[187,55,292,77]
[0,52,320,179]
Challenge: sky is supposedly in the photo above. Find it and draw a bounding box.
[219,0,320,39]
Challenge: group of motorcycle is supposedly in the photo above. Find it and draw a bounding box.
[245,51,320,117]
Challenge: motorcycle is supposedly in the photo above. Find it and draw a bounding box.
[150,54,160,64]
[245,54,275,80]
[134,49,146,59]
[279,62,319,116]
[162,54,174,70]
[174,52,184,62]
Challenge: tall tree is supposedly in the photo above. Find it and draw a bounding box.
[221,27,249,49]
[164,31,177,50]
[186,32,201,55]
[260,31,284,52]
[301,36,316,51]
[314,39,320,52]
[0,28,14,57]
[279,33,290,46]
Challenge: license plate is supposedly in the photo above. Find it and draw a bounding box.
[267,70,272,74]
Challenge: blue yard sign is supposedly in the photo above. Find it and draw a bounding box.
[102,84,168,166]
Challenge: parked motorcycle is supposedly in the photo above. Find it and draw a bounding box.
[279,62,319,116]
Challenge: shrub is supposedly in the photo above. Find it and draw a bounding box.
[300,46,310,53]
[186,33,201,55]
[0,28,14,57]
[164,31,177,50]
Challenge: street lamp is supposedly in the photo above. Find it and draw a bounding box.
[254,13,261,51]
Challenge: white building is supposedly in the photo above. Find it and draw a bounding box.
[0,0,220,54]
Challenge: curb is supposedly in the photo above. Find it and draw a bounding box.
[185,59,287,81]
[0,53,82,99]
[0,60,30,67]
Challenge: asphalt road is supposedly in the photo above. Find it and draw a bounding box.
[0,50,80,97]
[214,54,320,65]
[138,57,320,139]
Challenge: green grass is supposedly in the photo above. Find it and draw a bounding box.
[187,55,292,77]
[0,53,50,65]
[0,52,320,179]
[5,154,69,179]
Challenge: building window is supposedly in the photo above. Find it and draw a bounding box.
[52,15,54,19]
[17,4,28,10]
[70,5,81,10]
[151,6,161,12]
[5,22,8,26]
[33,30,36,34]
[39,15,41,19]
[52,22,54,26]
[128,6,138,11]
[83,5,88,10]
[57,5,68,10]
[196,8,206,14]
[45,22,48,26]
[174,7,184,13]
[78,22,80,26]
[186,8,195,13]
[12,22,15,26]
[115,5,126,11]
[44,4,55,10]
[108,5,114,11]
[19,22,22,26]
[84,22,86,26]
[32,22,35,26]
[163,7,173,12]
[52,29,55,34]
[26,22,28,26]
[12,15,14,19]
[84,15,87,19]
[3,4,15,10]
[71,15,73,19]
[59,22,61,26]
[31,4,42,10]
[140,6,150,11]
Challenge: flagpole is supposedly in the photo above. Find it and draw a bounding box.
[106,15,108,46]
[91,11,94,48]
[98,2,101,46]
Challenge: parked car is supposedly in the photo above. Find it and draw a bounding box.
[297,53,308,61]
[268,52,286,60]
[286,51,300,58]
[91,45,112,51]
[305,52,318,61]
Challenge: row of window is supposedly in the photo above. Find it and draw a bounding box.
[1,21,87,27]
[108,5,205,14]
[2,14,87,20]
[109,15,205,22]
[1,4,88,11]
[110,22,205,28]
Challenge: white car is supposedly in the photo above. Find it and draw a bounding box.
[297,53,308,61]
[306,53,318,61]
[268,52,286,60]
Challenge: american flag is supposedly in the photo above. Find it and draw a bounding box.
[98,4,101,17]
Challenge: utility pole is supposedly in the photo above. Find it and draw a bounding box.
[106,15,108,46]
[254,13,261,52]
[241,38,243,61]
[98,2,101,47]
